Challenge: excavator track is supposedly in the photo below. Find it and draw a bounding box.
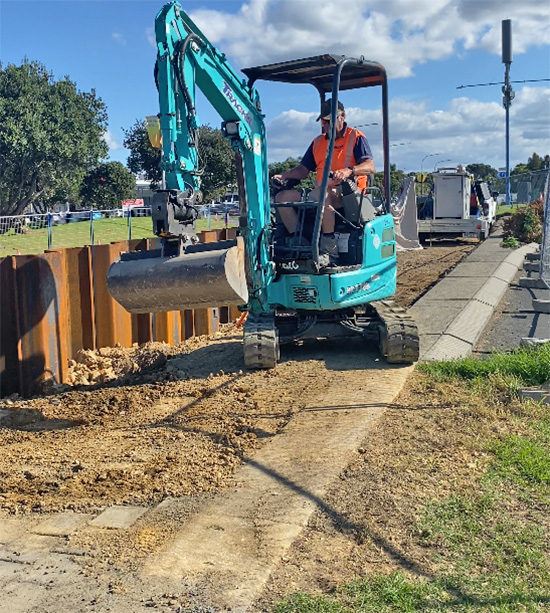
[243,312,280,369]
[370,300,420,364]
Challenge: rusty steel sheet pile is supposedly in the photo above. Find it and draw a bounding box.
[0,231,239,398]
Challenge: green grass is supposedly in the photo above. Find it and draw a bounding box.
[275,348,550,612]
[490,436,550,485]
[496,203,528,218]
[0,216,236,257]
[276,594,347,612]
[276,574,450,613]
[417,344,550,389]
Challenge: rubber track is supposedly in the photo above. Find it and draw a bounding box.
[243,313,280,369]
[371,300,420,364]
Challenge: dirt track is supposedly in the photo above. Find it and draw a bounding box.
[0,242,475,610]
[0,242,474,516]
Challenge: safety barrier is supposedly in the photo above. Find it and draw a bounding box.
[0,207,238,257]
[0,228,240,398]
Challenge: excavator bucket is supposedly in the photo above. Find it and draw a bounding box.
[107,238,248,313]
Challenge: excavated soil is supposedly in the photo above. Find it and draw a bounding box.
[0,242,480,611]
[0,242,473,516]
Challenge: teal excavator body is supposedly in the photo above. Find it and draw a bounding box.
[107,1,419,368]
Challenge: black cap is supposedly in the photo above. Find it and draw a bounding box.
[316,99,344,121]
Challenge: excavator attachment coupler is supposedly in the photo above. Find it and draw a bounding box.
[107,238,248,313]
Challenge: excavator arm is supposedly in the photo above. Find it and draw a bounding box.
[109,1,273,312]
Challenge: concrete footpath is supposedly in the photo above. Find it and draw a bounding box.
[410,229,545,361]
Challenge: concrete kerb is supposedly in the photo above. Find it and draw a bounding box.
[533,299,550,314]
[422,242,539,362]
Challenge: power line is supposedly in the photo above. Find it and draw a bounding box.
[457,78,549,90]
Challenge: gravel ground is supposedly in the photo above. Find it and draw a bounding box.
[0,241,475,611]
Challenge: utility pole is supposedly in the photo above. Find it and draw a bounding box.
[457,21,547,207]
[502,19,514,206]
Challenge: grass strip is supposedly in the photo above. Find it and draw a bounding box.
[274,348,550,612]
[417,344,550,388]
[0,217,236,256]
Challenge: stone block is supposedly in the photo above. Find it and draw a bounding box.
[32,512,92,537]
[533,299,550,314]
[89,505,147,529]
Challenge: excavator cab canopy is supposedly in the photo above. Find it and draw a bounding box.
[242,54,387,94]
[243,54,390,217]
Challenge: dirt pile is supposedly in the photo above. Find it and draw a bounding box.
[0,335,331,513]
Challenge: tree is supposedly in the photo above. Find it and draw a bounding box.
[0,60,108,215]
[466,163,498,182]
[527,152,544,171]
[511,163,529,176]
[373,164,404,198]
[196,125,237,202]
[80,162,136,209]
[122,121,236,203]
[512,153,549,176]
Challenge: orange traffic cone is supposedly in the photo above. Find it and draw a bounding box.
[17,249,20,255]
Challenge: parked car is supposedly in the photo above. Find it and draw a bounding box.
[66,211,102,223]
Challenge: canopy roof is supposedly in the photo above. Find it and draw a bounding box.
[242,54,386,93]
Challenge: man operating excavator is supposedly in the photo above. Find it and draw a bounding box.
[273,98,375,267]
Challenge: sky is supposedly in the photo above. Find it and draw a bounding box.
[1,0,549,175]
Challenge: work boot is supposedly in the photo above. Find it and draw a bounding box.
[319,234,338,268]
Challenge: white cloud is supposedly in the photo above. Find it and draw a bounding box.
[188,0,550,79]
[112,32,126,47]
[266,86,550,170]
[146,27,156,49]
[103,130,122,153]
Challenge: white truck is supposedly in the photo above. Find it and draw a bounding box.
[417,166,497,240]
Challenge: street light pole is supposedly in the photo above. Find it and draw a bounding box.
[433,159,452,171]
[420,153,442,195]
[502,20,514,207]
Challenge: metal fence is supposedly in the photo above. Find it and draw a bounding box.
[492,168,549,205]
[0,206,239,257]
[540,170,550,289]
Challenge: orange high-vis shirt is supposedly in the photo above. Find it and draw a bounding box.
[312,127,369,190]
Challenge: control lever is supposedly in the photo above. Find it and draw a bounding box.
[269,176,300,196]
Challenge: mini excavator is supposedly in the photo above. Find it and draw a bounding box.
[107,1,419,368]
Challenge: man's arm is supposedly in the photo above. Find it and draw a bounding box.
[332,158,375,183]
[279,164,310,182]
[273,143,315,183]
